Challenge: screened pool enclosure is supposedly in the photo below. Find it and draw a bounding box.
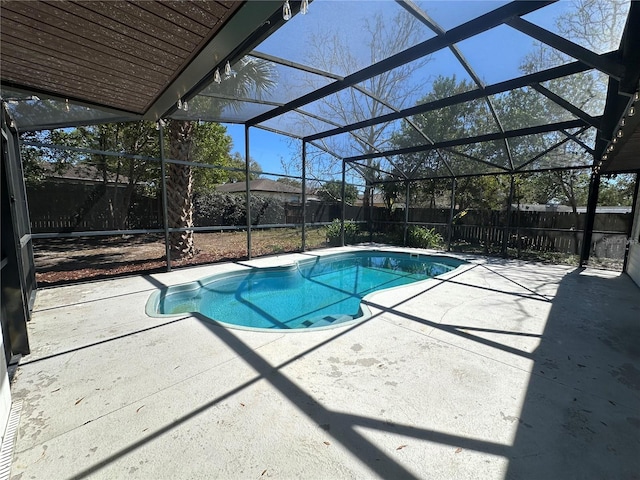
[3,3,640,478]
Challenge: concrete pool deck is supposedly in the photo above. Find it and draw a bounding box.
[7,246,640,479]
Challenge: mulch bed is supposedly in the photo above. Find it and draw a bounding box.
[32,231,317,287]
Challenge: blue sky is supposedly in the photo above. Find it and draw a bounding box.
[224,124,298,177]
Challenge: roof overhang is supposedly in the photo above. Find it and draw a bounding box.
[597,1,640,174]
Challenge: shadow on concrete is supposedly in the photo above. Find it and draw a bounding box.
[67,310,515,480]
[503,269,640,480]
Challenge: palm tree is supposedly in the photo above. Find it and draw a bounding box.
[166,57,276,259]
[166,119,196,258]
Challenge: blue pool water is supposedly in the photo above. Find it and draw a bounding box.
[147,251,465,330]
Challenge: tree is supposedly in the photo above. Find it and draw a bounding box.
[190,122,236,192]
[317,180,358,204]
[512,0,630,253]
[91,122,160,230]
[166,120,196,257]
[391,75,509,211]
[20,130,51,187]
[190,123,262,193]
[379,176,401,216]
[21,121,161,230]
[290,10,432,211]
[164,122,266,259]
[598,174,635,206]
[276,177,302,188]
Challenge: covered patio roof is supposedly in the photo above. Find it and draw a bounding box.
[1,0,639,177]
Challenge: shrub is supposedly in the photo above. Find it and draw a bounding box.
[249,195,285,225]
[194,192,244,226]
[194,192,285,226]
[407,226,444,249]
[325,219,359,245]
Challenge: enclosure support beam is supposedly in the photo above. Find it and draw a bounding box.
[623,173,640,272]
[369,183,374,243]
[506,17,625,80]
[302,140,307,252]
[245,125,252,260]
[447,178,457,251]
[346,118,590,163]
[158,122,171,272]
[502,175,515,257]
[580,171,601,266]
[341,160,346,247]
[531,84,600,128]
[403,181,410,247]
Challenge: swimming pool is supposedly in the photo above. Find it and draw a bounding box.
[146,250,466,331]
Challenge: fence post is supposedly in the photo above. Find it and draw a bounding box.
[447,177,456,251]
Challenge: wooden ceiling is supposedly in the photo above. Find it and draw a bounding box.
[0,1,244,114]
[602,116,640,174]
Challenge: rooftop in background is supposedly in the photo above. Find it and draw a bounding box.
[39,162,131,185]
[216,178,301,194]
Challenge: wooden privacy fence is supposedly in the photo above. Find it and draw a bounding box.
[27,182,631,260]
[30,212,161,232]
[371,206,632,260]
[27,182,162,233]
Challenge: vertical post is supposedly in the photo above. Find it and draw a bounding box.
[403,181,410,246]
[369,183,374,243]
[245,125,252,260]
[580,171,601,266]
[447,177,456,251]
[623,172,640,272]
[502,175,515,257]
[158,121,171,272]
[341,160,346,247]
[301,140,307,252]
[515,179,522,258]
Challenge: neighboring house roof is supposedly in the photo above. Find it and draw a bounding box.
[216,178,302,195]
[41,162,130,185]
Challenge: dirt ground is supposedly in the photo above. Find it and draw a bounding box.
[33,228,330,287]
[33,227,622,287]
